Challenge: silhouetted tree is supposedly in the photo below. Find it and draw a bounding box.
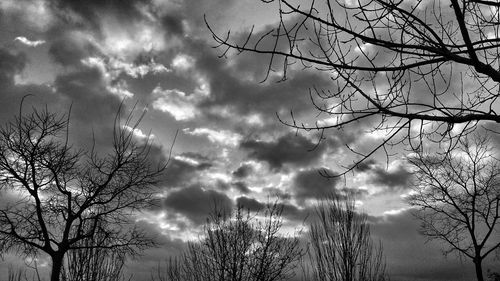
[61,220,130,281]
[307,194,388,281]
[0,106,165,281]
[153,203,304,281]
[408,135,500,281]
[207,0,500,174]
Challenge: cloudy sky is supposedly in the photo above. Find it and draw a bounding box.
[0,0,497,280]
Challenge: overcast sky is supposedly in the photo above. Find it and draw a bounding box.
[0,0,497,280]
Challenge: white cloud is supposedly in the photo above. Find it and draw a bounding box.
[151,76,210,121]
[354,42,372,53]
[172,54,195,71]
[123,125,154,140]
[136,211,199,242]
[82,56,170,79]
[194,76,210,97]
[108,57,170,78]
[317,117,339,127]
[183,128,242,146]
[207,172,232,183]
[81,57,133,98]
[107,80,135,98]
[383,207,410,216]
[24,256,49,268]
[14,37,46,47]
[245,113,264,126]
[99,18,167,59]
[174,155,200,166]
[81,56,169,99]
[152,88,199,121]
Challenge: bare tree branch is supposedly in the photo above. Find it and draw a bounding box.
[307,194,389,281]
[0,106,166,281]
[408,134,500,281]
[153,202,305,281]
[207,0,500,175]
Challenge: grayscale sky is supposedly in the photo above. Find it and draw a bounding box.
[0,0,497,280]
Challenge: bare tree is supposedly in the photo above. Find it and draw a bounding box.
[153,202,304,281]
[0,106,165,281]
[408,135,500,281]
[207,0,500,174]
[61,220,131,281]
[307,194,388,281]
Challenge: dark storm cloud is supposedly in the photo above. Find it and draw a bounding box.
[205,14,321,84]
[53,66,123,148]
[201,65,332,121]
[236,196,310,222]
[241,133,329,170]
[261,187,292,200]
[215,180,250,194]
[236,196,265,212]
[354,159,377,172]
[139,142,171,185]
[161,13,185,37]
[372,165,412,190]
[163,156,212,188]
[54,67,118,111]
[232,163,254,178]
[176,34,333,129]
[48,32,98,67]
[52,0,149,29]
[216,179,231,191]
[232,181,251,194]
[356,160,413,192]
[44,0,179,97]
[192,18,376,138]
[0,48,26,86]
[163,185,233,225]
[0,48,61,122]
[42,0,185,101]
[292,168,339,203]
[280,202,310,222]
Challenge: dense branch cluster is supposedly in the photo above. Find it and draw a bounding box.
[308,195,388,281]
[207,0,500,172]
[408,135,500,281]
[0,108,164,281]
[154,204,304,281]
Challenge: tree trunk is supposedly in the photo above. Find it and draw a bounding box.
[474,258,484,281]
[51,253,64,281]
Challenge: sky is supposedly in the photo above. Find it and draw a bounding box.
[0,0,498,280]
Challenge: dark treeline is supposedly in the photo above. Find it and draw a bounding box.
[152,196,388,281]
[6,194,388,281]
[1,107,499,281]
